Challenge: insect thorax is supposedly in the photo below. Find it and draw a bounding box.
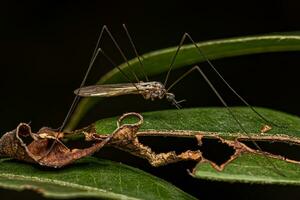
[140,82,167,101]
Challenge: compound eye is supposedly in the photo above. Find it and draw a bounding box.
[166,93,175,101]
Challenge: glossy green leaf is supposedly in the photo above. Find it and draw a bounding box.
[194,153,300,185]
[66,33,300,130]
[95,107,300,137]
[94,107,300,185]
[0,157,195,200]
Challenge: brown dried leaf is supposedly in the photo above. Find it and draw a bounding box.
[0,113,143,168]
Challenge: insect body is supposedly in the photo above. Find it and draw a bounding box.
[74,81,180,107]
[72,25,273,123]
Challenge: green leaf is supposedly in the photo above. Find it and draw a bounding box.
[0,157,195,200]
[194,153,300,185]
[95,107,300,137]
[65,32,300,130]
[93,107,300,185]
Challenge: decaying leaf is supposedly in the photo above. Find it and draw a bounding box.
[85,126,300,171]
[80,107,300,175]
[0,112,143,168]
[260,124,272,133]
[2,107,300,174]
[85,131,202,167]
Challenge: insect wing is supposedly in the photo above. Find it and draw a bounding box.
[74,83,141,97]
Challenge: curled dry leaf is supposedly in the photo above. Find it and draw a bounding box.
[0,112,143,168]
[83,107,300,175]
[84,127,300,173]
[87,128,300,171]
[85,127,203,167]
[1,108,299,172]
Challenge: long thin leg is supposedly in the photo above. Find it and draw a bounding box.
[163,33,187,87]
[168,65,251,130]
[39,48,102,160]
[58,27,110,130]
[164,32,275,126]
[45,25,141,158]
[122,24,149,82]
[179,65,284,176]
[99,48,136,84]
[59,48,101,132]
[61,25,142,131]
[101,26,140,82]
[97,48,141,91]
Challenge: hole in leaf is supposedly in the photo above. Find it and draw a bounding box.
[20,135,34,145]
[18,124,31,136]
[199,138,236,167]
[138,135,236,167]
[17,125,33,145]
[138,136,199,154]
[240,140,300,162]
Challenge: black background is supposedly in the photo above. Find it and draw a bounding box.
[1,1,300,199]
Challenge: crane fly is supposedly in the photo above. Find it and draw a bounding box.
[74,81,182,107]
[68,24,285,175]
[73,24,272,125]
[0,23,286,176]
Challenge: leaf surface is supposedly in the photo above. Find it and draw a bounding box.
[94,107,300,185]
[0,157,195,200]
